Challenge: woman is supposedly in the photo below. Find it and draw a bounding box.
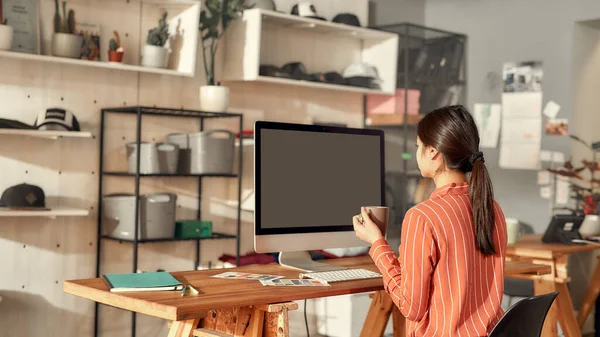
[353,105,507,337]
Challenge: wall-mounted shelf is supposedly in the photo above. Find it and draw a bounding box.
[0,129,93,139]
[0,207,89,218]
[103,172,238,178]
[223,8,398,95]
[0,50,193,77]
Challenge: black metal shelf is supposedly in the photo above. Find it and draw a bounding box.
[103,172,238,178]
[96,106,244,337]
[102,232,237,243]
[102,106,243,119]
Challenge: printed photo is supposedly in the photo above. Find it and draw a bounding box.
[545,119,568,136]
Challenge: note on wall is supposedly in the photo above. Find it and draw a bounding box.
[537,171,550,185]
[555,177,570,205]
[543,101,561,119]
[540,186,551,199]
[499,92,543,170]
[474,103,501,148]
[540,150,552,162]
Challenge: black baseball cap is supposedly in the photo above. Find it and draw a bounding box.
[34,108,81,131]
[332,13,361,27]
[291,3,326,21]
[0,183,47,209]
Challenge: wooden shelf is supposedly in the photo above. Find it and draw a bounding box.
[258,9,395,40]
[253,76,388,94]
[0,129,93,139]
[0,207,89,218]
[235,139,254,147]
[0,50,194,77]
[365,114,423,127]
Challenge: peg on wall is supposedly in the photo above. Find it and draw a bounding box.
[61,97,64,101]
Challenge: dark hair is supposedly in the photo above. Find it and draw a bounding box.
[417,105,496,256]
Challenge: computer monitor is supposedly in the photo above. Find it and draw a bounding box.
[254,121,385,272]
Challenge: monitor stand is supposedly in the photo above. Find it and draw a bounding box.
[278,251,348,273]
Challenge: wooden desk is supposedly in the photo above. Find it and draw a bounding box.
[64,256,551,337]
[506,234,600,337]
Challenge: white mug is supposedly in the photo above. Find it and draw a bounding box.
[506,217,521,245]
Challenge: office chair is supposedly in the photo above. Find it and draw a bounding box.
[489,292,558,337]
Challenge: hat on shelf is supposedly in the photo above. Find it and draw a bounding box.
[34,108,80,131]
[248,0,276,11]
[343,63,382,89]
[0,183,48,209]
[332,13,361,27]
[309,71,347,85]
[281,62,312,80]
[0,118,36,129]
[259,64,293,78]
[291,2,326,20]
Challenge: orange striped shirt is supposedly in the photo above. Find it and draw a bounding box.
[369,182,507,337]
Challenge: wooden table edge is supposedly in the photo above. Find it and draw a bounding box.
[63,280,179,321]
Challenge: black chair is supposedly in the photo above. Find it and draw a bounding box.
[489,292,559,337]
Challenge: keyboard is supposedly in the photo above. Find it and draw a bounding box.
[299,268,382,283]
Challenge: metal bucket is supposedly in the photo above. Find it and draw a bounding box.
[157,143,179,174]
[189,130,235,174]
[126,142,159,174]
[166,133,191,174]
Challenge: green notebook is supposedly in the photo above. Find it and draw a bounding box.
[102,271,184,293]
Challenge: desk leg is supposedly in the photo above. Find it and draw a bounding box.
[360,291,394,337]
[167,319,200,337]
[555,282,582,337]
[392,305,406,337]
[534,279,559,337]
[577,257,600,328]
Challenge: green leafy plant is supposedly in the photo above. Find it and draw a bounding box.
[53,0,76,34]
[147,12,169,47]
[199,0,251,86]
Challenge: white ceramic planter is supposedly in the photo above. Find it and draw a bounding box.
[0,25,14,51]
[52,33,82,58]
[199,85,230,112]
[142,45,169,68]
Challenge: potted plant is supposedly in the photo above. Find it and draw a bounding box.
[142,12,170,68]
[198,0,249,112]
[51,0,82,58]
[0,16,13,51]
[108,31,124,63]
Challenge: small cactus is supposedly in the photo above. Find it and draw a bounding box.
[109,31,121,51]
[53,0,61,33]
[146,12,169,47]
[62,1,67,32]
[67,9,75,34]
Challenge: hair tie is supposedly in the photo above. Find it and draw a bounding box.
[469,151,485,165]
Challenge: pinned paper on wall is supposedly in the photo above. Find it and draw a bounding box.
[552,152,566,163]
[540,150,553,162]
[473,103,501,148]
[555,176,570,205]
[499,91,543,170]
[545,119,569,136]
[540,186,551,199]
[502,61,543,93]
[543,101,561,119]
[537,171,550,185]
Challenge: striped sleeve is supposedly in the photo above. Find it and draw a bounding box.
[369,209,437,321]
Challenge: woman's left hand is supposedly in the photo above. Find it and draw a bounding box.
[352,207,384,244]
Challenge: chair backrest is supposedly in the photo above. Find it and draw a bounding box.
[488,292,558,337]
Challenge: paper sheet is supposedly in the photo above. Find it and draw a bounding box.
[540,186,551,199]
[538,171,550,185]
[474,103,502,148]
[552,152,565,163]
[499,92,543,170]
[540,150,552,162]
[543,101,561,119]
[555,177,570,205]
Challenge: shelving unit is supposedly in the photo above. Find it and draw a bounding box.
[0,207,89,217]
[0,50,195,77]
[0,129,93,139]
[364,23,467,225]
[222,8,399,95]
[96,106,243,337]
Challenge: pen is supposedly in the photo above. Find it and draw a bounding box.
[180,285,187,297]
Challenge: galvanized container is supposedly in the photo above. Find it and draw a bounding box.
[102,193,177,240]
[126,142,159,174]
[189,130,235,174]
[166,133,191,174]
[157,143,179,174]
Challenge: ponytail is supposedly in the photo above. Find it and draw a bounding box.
[469,157,496,256]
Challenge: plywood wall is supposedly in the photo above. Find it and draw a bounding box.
[0,1,367,336]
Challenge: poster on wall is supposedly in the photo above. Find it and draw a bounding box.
[2,0,40,54]
[499,60,543,170]
[502,61,543,93]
